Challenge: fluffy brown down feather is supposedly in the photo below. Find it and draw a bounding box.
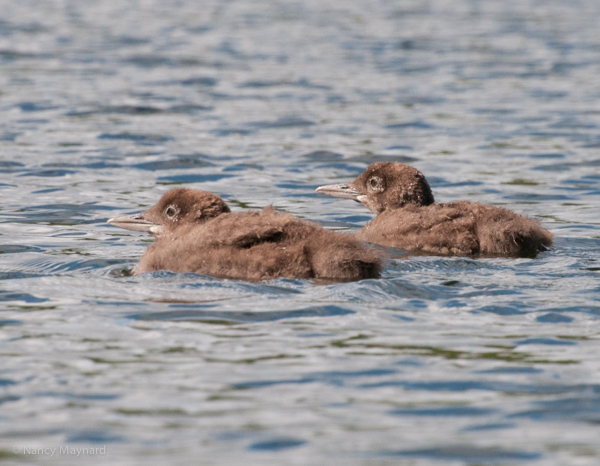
[356,201,552,256]
[120,189,382,280]
[318,163,553,257]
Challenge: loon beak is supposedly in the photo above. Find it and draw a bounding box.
[316,183,365,202]
[107,213,160,234]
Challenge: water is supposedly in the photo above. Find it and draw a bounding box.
[1,0,600,464]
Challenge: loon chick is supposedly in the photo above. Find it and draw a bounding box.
[108,188,382,280]
[316,162,553,257]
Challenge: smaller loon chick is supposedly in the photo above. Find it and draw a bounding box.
[316,162,553,257]
[108,188,382,281]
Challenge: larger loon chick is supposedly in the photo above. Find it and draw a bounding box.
[108,188,382,280]
[316,162,553,257]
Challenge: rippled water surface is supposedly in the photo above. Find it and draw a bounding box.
[2,0,600,464]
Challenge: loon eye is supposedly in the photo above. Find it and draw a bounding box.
[369,177,383,191]
[165,206,177,218]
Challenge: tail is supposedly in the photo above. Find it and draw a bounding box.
[478,211,553,257]
[309,233,383,280]
[511,224,553,257]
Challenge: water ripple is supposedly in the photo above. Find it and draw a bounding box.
[2,0,600,464]
[126,305,354,323]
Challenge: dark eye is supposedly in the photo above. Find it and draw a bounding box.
[369,177,383,191]
[166,206,177,218]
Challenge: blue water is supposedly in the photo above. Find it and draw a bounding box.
[1,1,600,465]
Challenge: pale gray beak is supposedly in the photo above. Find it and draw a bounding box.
[107,213,156,233]
[316,183,364,201]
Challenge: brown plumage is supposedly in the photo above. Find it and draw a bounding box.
[316,162,553,257]
[107,188,382,281]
